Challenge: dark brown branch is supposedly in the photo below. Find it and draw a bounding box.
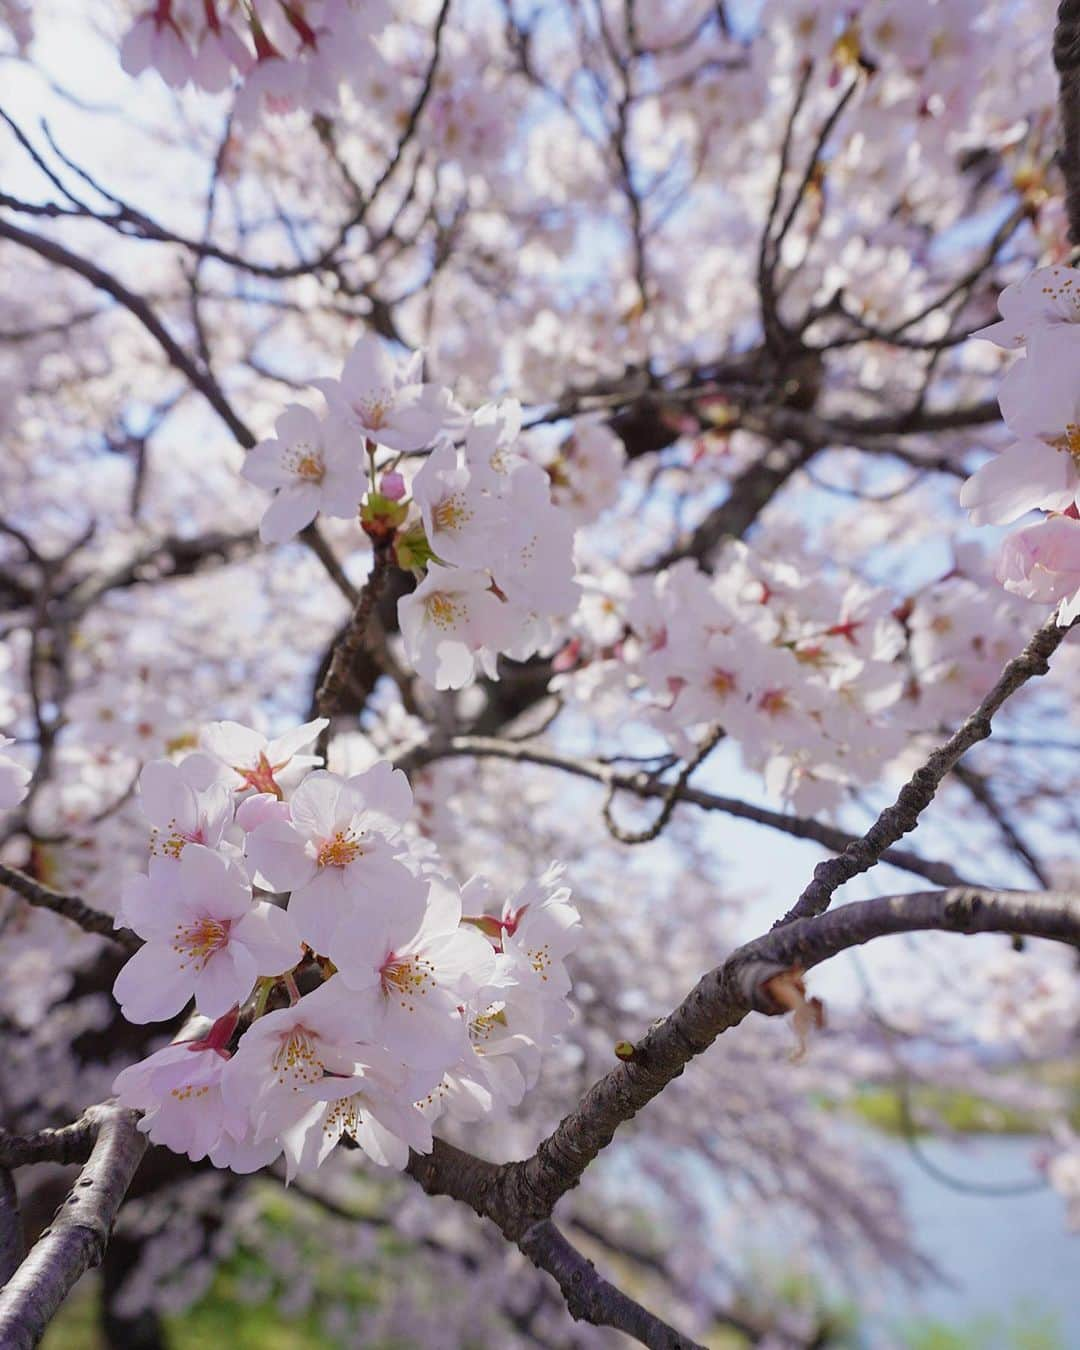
[395,735,975,889]
[0,1169,23,1285]
[405,887,1079,1236]
[1055,0,1080,242]
[0,862,139,952]
[0,1105,146,1349]
[518,1220,706,1350]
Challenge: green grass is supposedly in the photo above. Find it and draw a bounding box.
[841,1059,1080,1138]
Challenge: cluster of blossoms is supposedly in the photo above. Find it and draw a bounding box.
[110,716,581,1175]
[243,336,581,690]
[555,539,1033,814]
[961,265,1080,625]
[119,0,391,122]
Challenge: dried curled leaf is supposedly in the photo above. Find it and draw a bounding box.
[762,967,825,1062]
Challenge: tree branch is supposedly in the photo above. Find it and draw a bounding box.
[0,862,139,952]
[518,1219,706,1350]
[0,1105,146,1350]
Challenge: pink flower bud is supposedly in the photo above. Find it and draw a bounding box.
[380,470,406,501]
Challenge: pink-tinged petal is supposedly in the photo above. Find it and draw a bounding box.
[287,770,342,838]
[259,484,321,544]
[138,759,198,833]
[116,873,170,939]
[235,792,290,833]
[266,718,328,765]
[246,818,315,892]
[196,945,256,1019]
[959,440,1075,525]
[243,440,292,489]
[119,16,154,75]
[287,869,349,954]
[113,945,193,1023]
[179,844,252,919]
[345,760,412,822]
[275,403,323,445]
[420,928,496,991]
[232,902,302,974]
[200,720,264,767]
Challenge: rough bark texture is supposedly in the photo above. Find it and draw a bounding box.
[0,1106,147,1350]
[1055,0,1080,241]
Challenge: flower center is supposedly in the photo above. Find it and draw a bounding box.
[322,1093,363,1137]
[173,916,229,969]
[433,494,472,534]
[271,1028,324,1087]
[285,444,325,482]
[469,1006,508,1045]
[426,593,462,630]
[1050,423,1080,465]
[528,943,552,981]
[152,815,207,861]
[316,830,363,869]
[758,688,791,717]
[380,952,437,1009]
[351,394,390,429]
[710,669,737,698]
[234,750,288,799]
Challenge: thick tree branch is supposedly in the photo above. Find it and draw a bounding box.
[405,887,1079,1234]
[0,862,139,952]
[1055,0,1080,242]
[0,1105,146,1350]
[518,1220,706,1350]
[0,1169,23,1285]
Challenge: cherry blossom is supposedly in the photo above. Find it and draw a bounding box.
[244,763,418,955]
[243,405,366,545]
[313,337,449,453]
[137,758,233,862]
[411,441,508,569]
[397,563,515,690]
[198,718,327,799]
[328,874,494,1072]
[113,845,301,1023]
[996,514,1080,623]
[975,265,1080,349]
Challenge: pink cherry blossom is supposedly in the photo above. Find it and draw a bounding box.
[113,845,301,1022]
[996,514,1080,623]
[243,405,366,544]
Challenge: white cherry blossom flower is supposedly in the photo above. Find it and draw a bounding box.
[328,875,495,1073]
[220,980,370,1143]
[996,514,1080,623]
[243,405,365,545]
[314,336,450,452]
[245,764,418,955]
[974,265,1080,349]
[113,845,301,1023]
[960,349,1080,525]
[198,717,327,798]
[398,563,515,690]
[411,441,508,568]
[280,1042,434,1177]
[138,758,233,862]
[114,1038,231,1162]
